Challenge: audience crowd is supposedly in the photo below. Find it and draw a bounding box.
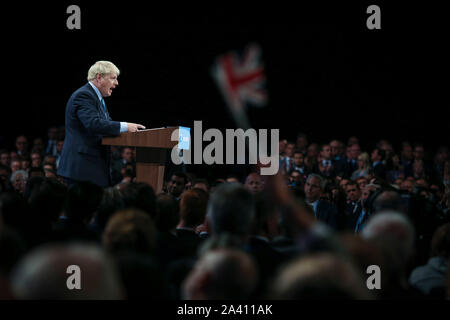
[0,128,449,300]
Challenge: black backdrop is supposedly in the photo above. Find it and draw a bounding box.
[1,3,448,153]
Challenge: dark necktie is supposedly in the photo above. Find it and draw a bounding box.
[101,98,109,118]
[101,98,106,111]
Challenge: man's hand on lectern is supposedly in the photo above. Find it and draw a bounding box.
[127,123,146,132]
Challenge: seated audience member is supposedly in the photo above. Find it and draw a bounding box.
[346,143,361,177]
[386,154,405,183]
[295,133,309,154]
[314,144,335,178]
[290,149,308,176]
[166,172,187,200]
[45,126,58,156]
[43,164,57,178]
[207,182,255,240]
[304,174,338,229]
[0,165,12,191]
[30,152,42,169]
[120,182,157,219]
[154,193,182,265]
[27,177,67,239]
[53,181,103,242]
[339,178,350,190]
[270,253,371,299]
[351,152,371,180]
[400,142,414,168]
[90,187,124,234]
[182,249,258,300]
[42,155,57,168]
[183,172,196,191]
[361,211,423,298]
[272,199,314,259]
[111,147,135,185]
[10,151,19,163]
[10,170,28,194]
[20,157,31,173]
[371,147,387,179]
[409,223,450,297]
[411,160,428,181]
[9,160,20,175]
[206,182,284,295]
[432,146,448,181]
[378,140,394,160]
[354,183,381,233]
[10,243,123,299]
[0,149,11,167]
[356,176,368,191]
[54,139,64,169]
[404,144,431,178]
[288,170,303,189]
[347,136,359,147]
[191,178,210,193]
[401,178,416,194]
[103,208,157,256]
[244,172,264,194]
[248,194,286,287]
[155,193,179,234]
[280,141,296,173]
[15,135,29,159]
[175,188,209,257]
[330,140,347,177]
[342,181,363,231]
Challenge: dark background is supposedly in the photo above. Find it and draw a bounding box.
[1,3,448,153]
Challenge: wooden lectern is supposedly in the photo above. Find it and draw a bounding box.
[102,127,179,193]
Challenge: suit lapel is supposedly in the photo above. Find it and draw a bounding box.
[85,83,110,119]
[316,200,322,219]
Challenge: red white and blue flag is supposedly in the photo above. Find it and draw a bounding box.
[211,43,267,117]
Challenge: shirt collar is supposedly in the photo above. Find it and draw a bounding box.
[88,81,103,102]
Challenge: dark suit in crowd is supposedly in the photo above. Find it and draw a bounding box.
[315,200,339,229]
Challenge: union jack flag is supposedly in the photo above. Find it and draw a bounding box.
[211,43,267,114]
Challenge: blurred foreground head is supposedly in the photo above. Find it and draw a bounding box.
[362,210,415,268]
[271,253,372,299]
[11,243,123,299]
[182,248,258,300]
[207,182,255,237]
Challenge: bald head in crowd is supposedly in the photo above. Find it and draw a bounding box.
[10,244,123,299]
[182,249,258,300]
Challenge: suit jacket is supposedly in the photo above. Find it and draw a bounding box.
[373,162,387,179]
[174,228,204,258]
[315,200,338,230]
[57,83,121,187]
[342,200,363,231]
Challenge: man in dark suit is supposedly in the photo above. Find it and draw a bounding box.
[57,61,145,187]
[304,173,338,229]
[342,181,363,231]
[371,147,387,179]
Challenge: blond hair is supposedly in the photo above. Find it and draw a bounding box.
[87,61,120,81]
